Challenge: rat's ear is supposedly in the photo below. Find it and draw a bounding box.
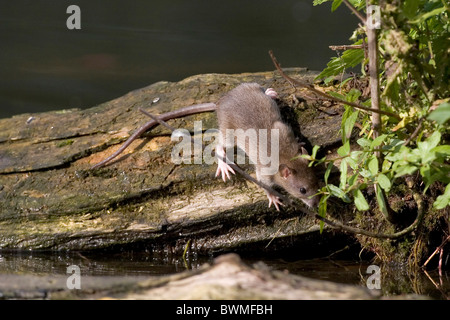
[300,146,309,155]
[295,139,308,155]
[279,164,293,179]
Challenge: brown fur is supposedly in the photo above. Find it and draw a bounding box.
[217,83,319,207]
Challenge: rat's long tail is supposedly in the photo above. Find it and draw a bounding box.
[91,103,217,169]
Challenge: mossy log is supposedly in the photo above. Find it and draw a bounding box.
[0,69,345,253]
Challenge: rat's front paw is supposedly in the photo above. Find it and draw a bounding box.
[266,193,284,211]
[215,158,235,182]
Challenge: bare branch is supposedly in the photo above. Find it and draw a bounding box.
[329,44,367,51]
[403,117,424,146]
[422,235,450,268]
[342,0,366,24]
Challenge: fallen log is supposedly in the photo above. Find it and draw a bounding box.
[0,69,344,253]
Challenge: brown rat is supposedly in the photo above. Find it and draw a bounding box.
[215,83,319,209]
[92,83,320,209]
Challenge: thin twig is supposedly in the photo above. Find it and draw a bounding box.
[403,117,424,146]
[422,235,450,268]
[269,50,401,120]
[342,0,366,24]
[329,44,366,51]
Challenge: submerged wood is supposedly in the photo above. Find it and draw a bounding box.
[0,69,344,252]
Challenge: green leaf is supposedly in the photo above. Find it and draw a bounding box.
[328,91,346,101]
[324,162,333,184]
[420,164,432,190]
[313,0,331,6]
[346,152,359,170]
[354,189,369,211]
[403,0,420,19]
[359,168,372,178]
[348,173,358,187]
[418,131,441,164]
[428,102,450,124]
[434,183,450,210]
[328,184,351,202]
[328,184,345,198]
[426,131,441,150]
[421,150,437,165]
[318,195,330,233]
[432,145,450,161]
[382,159,392,172]
[331,0,343,12]
[394,164,418,177]
[343,110,359,142]
[377,173,391,191]
[324,76,336,85]
[316,49,365,79]
[339,158,348,189]
[337,140,350,157]
[357,138,371,148]
[371,134,387,148]
[375,185,390,220]
[346,88,362,102]
[311,145,320,159]
[409,6,446,24]
[368,156,379,176]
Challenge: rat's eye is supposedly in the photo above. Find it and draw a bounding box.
[300,187,307,194]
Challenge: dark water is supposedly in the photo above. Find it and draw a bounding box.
[0,0,359,119]
[0,251,448,299]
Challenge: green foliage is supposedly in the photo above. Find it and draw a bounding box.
[313,0,450,217]
[313,0,365,11]
[316,48,365,83]
[434,183,450,210]
[428,102,450,125]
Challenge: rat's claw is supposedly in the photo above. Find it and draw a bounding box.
[265,88,278,99]
[267,193,284,211]
[215,158,235,182]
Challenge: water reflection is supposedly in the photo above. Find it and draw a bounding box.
[0,251,448,299]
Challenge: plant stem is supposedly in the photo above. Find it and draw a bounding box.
[365,0,396,223]
[343,0,366,24]
[329,44,367,51]
[366,2,381,148]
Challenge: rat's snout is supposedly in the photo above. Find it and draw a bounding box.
[300,193,320,208]
[310,193,320,208]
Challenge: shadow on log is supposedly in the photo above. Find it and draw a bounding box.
[0,69,345,254]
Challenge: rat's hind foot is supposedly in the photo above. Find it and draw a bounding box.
[215,157,235,182]
[266,192,284,211]
[265,88,278,99]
